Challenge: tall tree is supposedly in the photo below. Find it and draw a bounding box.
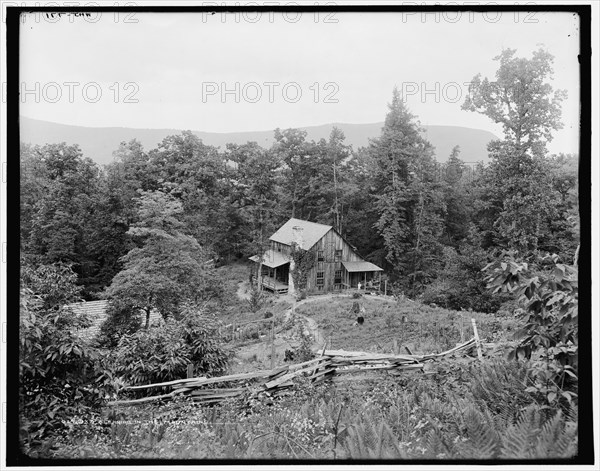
[369,87,443,292]
[272,128,315,220]
[147,131,230,257]
[226,141,281,263]
[86,140,154,291]
[462,48,570,256]
[463,48,567,160]
[104,190,212,328]
[319,127,353,232]
[25,143,105,295]
[20,143,49,249]
[342,146,385,266]
[440,145,472,246]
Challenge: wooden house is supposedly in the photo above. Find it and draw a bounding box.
[250,218,383,294]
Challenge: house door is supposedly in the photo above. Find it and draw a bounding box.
[277,263,290,284]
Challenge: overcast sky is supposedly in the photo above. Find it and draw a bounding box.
[19,9,580,155]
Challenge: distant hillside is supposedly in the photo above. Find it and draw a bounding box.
[20,116,498,166]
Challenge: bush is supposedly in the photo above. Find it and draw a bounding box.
[284,328,315,363]
[19,263,118,455]
[111,311,231,388]
[20,260,84,310]
[97,303,142,348]
[423,245,509,313]
[484,253,578,407]
[246,285,265,313]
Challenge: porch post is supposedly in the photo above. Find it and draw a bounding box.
[288,259,296,295]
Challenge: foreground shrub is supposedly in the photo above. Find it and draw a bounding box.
[484,253,578,407]
[19,263,118,456]
[111,311,231,388]
[284,326,315,363]
[97,302,143,348]
[51,358,577,460]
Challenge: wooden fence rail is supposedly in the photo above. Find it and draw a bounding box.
[108,337,477,407]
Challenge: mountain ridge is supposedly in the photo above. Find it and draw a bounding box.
[20,116,498,166]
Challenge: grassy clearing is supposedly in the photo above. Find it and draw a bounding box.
[213,262,293,328]
[210,263,297,375]
[296,293,518,354]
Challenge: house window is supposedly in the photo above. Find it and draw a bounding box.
[334,249,342,262]
[316,271,324,290]
[317,250,324,261]
[317,261,324,271]
[334,270,342,284]
[277,245,281,252]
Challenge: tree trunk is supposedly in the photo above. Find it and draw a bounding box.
[333,160,340,232]
[412,189,425,297]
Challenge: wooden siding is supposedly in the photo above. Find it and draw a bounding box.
[305,229,362,292]
[266,226,381,294]
[270,241,291,255]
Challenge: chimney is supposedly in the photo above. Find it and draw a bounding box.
[292,225,304,250]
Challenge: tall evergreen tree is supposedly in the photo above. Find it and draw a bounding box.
[440,145,472,246]
[369,87,443,292]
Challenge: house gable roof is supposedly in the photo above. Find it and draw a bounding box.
[269,218,333,251]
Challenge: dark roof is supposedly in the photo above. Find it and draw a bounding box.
[269,218,332,250]
[342,260,384,272]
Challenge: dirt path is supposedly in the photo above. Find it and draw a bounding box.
[233,288,329,361]
[292,294,346,347]
[232,288,396,365]
[292,292,404,349]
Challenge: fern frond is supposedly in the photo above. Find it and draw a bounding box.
[424,428,450,458]
[459,406,499,459]
[341,418,405,459]
[535,410,578,458]
[500,405,541,458]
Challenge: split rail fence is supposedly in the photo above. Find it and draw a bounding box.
[109,336,480,407]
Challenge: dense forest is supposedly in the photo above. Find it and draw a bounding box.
[20,48,578,308]
[18,48,582,460]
